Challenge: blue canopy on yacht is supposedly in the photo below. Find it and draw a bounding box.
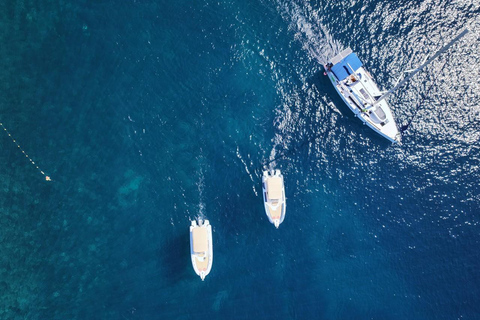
[330,53,363,81]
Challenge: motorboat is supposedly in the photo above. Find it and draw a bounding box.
[262,169,286,228]
[189,218,213,280]
[324,48,401,143]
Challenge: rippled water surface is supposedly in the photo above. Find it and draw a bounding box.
[0,0,479,319]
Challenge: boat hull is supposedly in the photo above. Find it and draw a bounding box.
[189,219,213,280]
[325,49,400,143]
[262,170,286,228]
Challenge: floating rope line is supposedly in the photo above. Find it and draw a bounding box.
[400,59,449,134]
[0,122,51,181]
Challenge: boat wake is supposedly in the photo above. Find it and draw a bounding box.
[258,0,343,170]
[236,147,259,197]
[266,133,283,170]
[194,153,207,221]
[275,0,341,64]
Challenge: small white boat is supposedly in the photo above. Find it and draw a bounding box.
[262,170,286,228]
[325,48,401,143]
[189,218,213,280]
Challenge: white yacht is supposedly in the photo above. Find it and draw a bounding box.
[262,170,286,228]
[324,30,469,144]
[189,218,213,280]
[325,48,401,143]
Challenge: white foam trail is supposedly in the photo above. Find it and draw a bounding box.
[262,0,343,168]
[196,165,206,219]
[276,0,342,64]
[236,146,258,197]
[268,145,277,169]
[267,132,285,170]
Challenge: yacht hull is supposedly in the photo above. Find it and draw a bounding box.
[325,48,400,143]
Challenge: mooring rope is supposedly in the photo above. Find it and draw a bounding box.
[0,122,51,181]
[400,59,449,134]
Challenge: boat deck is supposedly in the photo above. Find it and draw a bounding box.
[266,176,283,200]
[194,255,209,271]
[265,175,284,220]
[268,202,283,219]
[191,226,211,274]
[192,227,208,252]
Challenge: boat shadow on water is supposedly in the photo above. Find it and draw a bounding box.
[306,70,358,125]
[161,231,191,285]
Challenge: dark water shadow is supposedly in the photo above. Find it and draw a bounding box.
[161,231,191,286]
[308,69,354,119]
[214,189,264,239]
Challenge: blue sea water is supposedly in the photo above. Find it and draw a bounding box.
[1,0,479,319]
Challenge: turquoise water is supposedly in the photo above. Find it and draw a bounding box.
[1,0,479,319]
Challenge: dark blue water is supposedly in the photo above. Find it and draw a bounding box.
[1,0,479,319]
